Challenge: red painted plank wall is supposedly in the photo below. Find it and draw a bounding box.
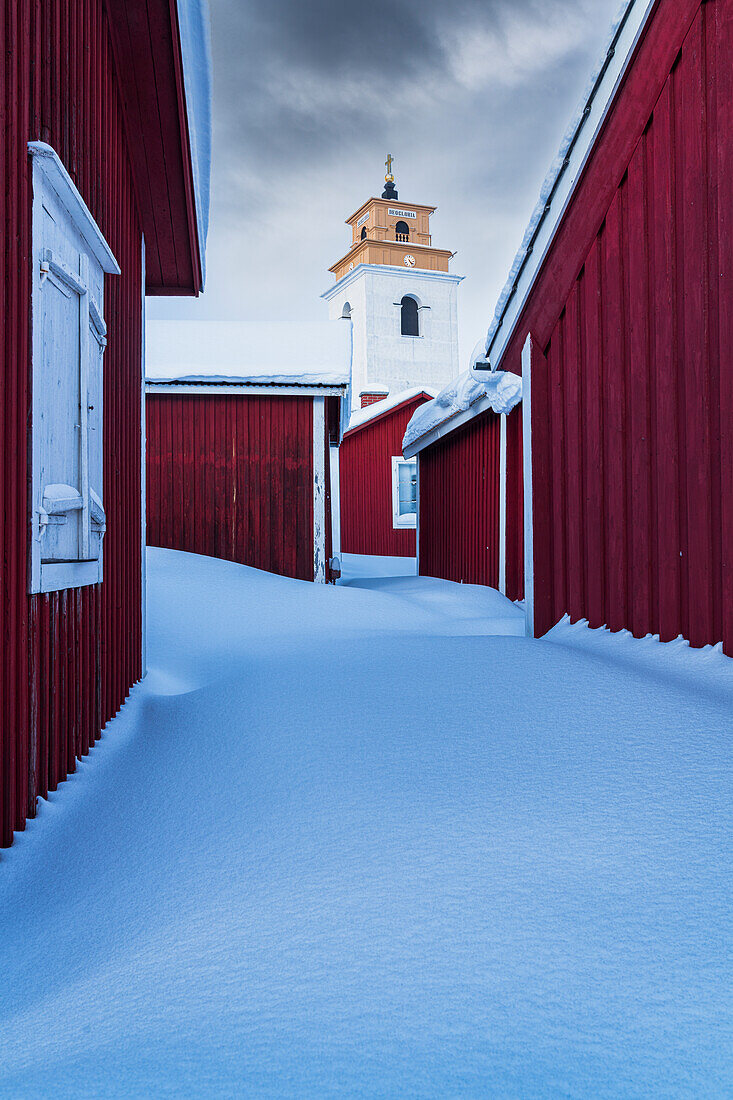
[418,412,502,589]
[500,0,733,652]
[340,395,430,557]
[146,394,315,581]
[1,0,144,847]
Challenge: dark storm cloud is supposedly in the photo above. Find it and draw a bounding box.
[209,0,562,181]
[151,0,621,365]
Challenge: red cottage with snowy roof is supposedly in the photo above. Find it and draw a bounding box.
[0,0,211,847]
[403,370,523,594]
[339,389,436,561]
[145,322,350,583]
[412,0,733,655]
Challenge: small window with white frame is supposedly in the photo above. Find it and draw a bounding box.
[392,456,417,529]
[28,142,120,594]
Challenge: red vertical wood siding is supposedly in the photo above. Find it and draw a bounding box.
[498,0,732,652]
[418,411,502,589]
[146,394,316,581]
[340,395,431,557]
[1,0,144,847]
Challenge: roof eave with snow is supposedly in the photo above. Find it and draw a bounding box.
[344,388,439,436]
[402,371,523,458]
[146,375,349,398]
[485,0,655,370]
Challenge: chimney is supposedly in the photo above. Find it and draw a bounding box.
[360,387,389,409]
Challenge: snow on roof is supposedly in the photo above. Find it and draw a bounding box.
[176,0,213,284]
[146,375,348,389]
[346,388,438,434]
[146,321,352,385]
[403,371,522,456]
[485,0,653,368]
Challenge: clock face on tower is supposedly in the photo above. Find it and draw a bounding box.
[403,254,416,267]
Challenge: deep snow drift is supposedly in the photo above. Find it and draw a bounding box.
[0,550,731,1098]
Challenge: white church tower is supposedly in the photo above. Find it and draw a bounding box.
[322,157,463,412]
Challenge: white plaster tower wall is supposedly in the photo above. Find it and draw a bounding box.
[325,264,463,411]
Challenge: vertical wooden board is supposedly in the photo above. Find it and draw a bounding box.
[562,282,585,622]
[649,82,682,642]
[581,239,605,629]
[677,16,714,647]
[600,191,628,633]
[703,0,722,646]
[716,0,733,654]
[625,141,653,638]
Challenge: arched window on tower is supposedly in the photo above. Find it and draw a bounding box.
[401,295,419,337]
[341,302,352,320]
[361,226,367,240]
[395,220,410,242]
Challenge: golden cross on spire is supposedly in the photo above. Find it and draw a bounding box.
[385,153,394,181]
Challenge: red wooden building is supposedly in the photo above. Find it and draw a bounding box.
[402,371,523,594]
[145,321,351,582]
[415,0,733,655]
[1,0,210,848]
[339,389,435,559]
[146,377,347,582]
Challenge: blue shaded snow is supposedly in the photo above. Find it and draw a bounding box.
[0,548,730,1097]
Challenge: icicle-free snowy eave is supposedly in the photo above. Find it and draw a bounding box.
[176,0,213,285]
[484,0,655,370]
[402,371,522,458]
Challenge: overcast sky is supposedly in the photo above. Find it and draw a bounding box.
[149,0,621,365]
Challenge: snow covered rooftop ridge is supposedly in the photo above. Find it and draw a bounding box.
[176,0,213,286]
[346,388,438,433]
[485,0,652,368]
[146,320,352,382]
[402,370,522,456]
[147,373,348,388]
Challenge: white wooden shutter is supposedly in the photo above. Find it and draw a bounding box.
[29,143,119,594]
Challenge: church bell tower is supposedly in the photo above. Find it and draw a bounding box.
[322,157,463,412]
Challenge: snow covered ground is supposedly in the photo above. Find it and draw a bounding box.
[0,549,731,1098]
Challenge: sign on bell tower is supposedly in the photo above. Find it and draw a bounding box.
[322,158,464,412]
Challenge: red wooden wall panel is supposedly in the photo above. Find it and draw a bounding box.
[1,0,144,847]
[418,411,502,590]
[146,394,315,582]
[340,396,430,557]
[512,0,732,652]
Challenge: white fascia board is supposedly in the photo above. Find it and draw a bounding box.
[522,337,534,638]
[403,393,498,460]
[313,398,327,583]
[28,142,121,274]
[485,0,655,370]
[145,383,347,398]
[321,263,464,302]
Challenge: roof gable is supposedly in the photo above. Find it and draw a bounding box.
[106,0,210,295]
[344,389,437,438]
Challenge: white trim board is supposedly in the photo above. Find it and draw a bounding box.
[141,237,147,677]
[313,398,327,583]
[329,444,341,561]
[485,0,655,371]
[522,337,535,638]
[146,383,347,399]
[28,142,120,274]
